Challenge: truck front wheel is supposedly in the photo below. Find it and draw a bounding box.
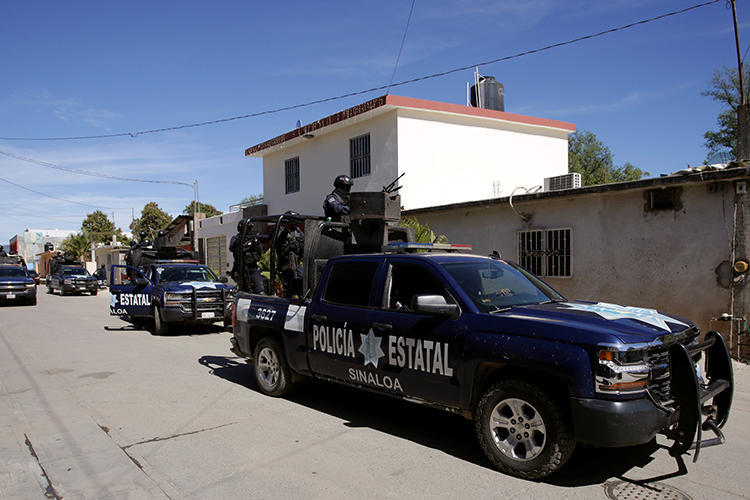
[475,380,575,479]
[253,337,293,396]
[153,304,169,336]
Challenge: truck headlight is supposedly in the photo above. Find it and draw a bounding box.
[596,347,650,394]
[25,283,36,288]
[64,279,72,284]
[165,293,189,304]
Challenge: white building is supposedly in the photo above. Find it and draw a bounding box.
[246,94,576,215]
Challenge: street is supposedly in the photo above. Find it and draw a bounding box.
[1,290,748,499]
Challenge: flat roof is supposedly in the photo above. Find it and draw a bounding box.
[245,94,576,157]
[403,165,750,215]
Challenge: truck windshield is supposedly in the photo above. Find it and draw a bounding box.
[62,268,90,277]
[156,266,218,283]
[0,267,27,277]
[442,259,564,313]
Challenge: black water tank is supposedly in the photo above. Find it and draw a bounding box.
[470,76,504,111]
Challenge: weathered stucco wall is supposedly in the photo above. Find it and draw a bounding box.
[408,176,749,352]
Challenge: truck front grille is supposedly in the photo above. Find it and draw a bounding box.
[646,327,700,406]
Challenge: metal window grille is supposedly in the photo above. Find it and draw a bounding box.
[285,157,300,193]
[350,134,371,178]
[517,228,572,277]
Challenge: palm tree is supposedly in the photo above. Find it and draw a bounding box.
[400,217,448,244]
[60,233,91,261]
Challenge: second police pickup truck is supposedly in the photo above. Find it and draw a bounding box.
[109,245,233,335]
[229,197,734,480]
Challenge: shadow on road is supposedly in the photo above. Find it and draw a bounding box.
[198,354,682,486]
[104,318,227,336]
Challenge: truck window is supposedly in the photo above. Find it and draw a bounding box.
[323,261,378,307]
[385,262,452,311]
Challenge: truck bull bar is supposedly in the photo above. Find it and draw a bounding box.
[667,330,733,462]
[189,287,230,320]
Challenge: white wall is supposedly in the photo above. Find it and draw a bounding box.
[263,112,399,216]
[396,110,569,210]
[197,211,244,276]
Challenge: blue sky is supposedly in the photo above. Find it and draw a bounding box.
[0,0,746,245]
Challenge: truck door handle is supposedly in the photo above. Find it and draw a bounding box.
[373,322,392,330]
[311,314,327,322]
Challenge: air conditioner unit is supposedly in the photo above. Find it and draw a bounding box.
[544,173,581,192]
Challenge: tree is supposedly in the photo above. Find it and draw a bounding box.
[81,210,116,244]
[184,201,221,218]
[400,217,447,244]
[701,65,750,158]
[60,233,91,261]
[240,194,264,206]
[568,131,648,186]
[130,202,172,241]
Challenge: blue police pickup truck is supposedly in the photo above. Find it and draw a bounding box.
[0,263,37,305]
[230,246,734,479]
[110,261,233,335]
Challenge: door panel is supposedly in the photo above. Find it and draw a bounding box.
[109,265,153,316]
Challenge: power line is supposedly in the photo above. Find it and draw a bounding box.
[0,150,192,186]
[386,0,417,94]
[0,176,125,210]
[0,0,721,142]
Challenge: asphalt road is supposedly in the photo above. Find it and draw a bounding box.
[1,289,748,500]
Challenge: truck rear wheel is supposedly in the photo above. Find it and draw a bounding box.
[253,337,293,396]
[475,379,575,479]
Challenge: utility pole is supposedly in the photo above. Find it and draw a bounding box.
[192,179,199,254]
[732,0,750,160]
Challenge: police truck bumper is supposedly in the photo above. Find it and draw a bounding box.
[570,397,674,447]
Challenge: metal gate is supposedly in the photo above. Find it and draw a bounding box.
[206,236,227,278]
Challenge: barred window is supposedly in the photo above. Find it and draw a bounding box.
[517,228,572,277]
[350,133,371,178]
[285,157,300,194]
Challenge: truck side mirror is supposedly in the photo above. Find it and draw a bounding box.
[412,295,459,318]
[219,276,229,283]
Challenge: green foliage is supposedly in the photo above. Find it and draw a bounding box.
[568,131,648,186]
[184,201,221,217]
[701,66,750,158]
[60,233,91,261]
[130,202,172,241]
[81,210,116,244]
[399,217,447,244]
[240,194,264,206]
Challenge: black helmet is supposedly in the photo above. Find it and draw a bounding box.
[334,174,353,189]
[157,230,166,238]
[139,230,147,240]
[237,219,245,232]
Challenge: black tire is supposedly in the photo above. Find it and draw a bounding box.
[59,287,66,296]
[253,337,294,396]
[475,379,575,480]
[28,296,37,306]
[92,289,98,296]
[153,304,169,336]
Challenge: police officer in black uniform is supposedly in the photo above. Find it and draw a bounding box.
[275,211,304,297]
[230,219,266,294]
[323,174,353,222]
[0,245,7,257]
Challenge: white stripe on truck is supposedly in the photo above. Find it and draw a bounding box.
[284,305,306,332]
